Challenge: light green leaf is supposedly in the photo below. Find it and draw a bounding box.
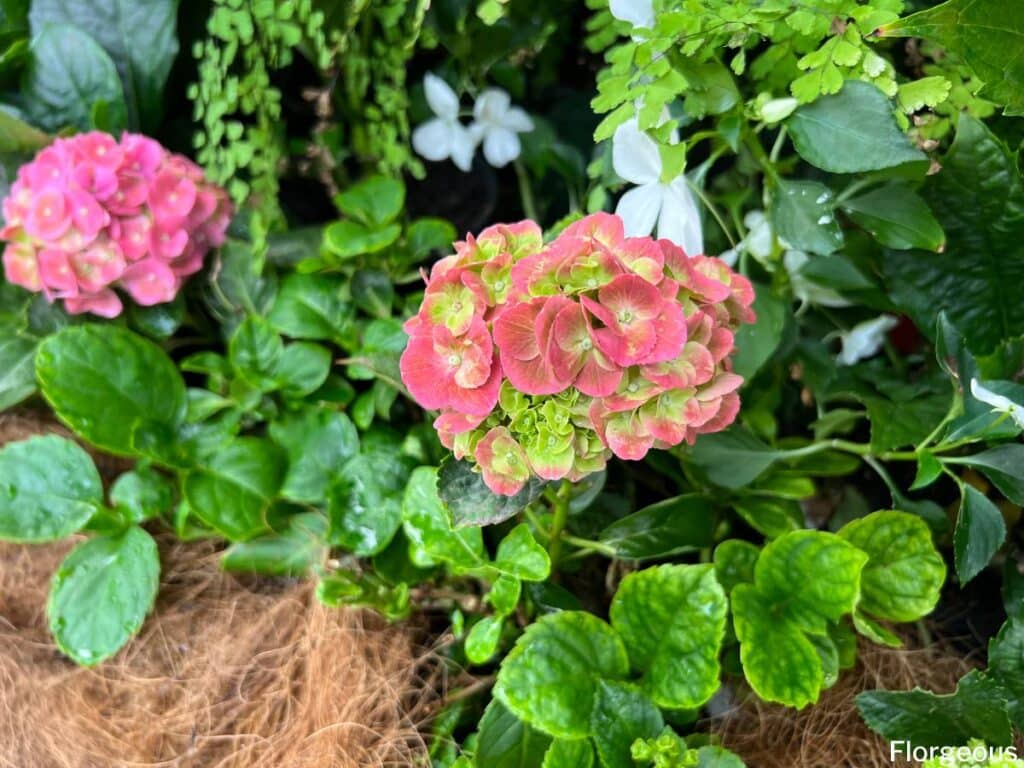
[270,407,359,504]
[733,496,803,538]
[36,325,186,456]
[29,0,179,130]
[885,116,1024,354]
[401,466,487,571]
[47,526,159,665]
[22,25,126,132]
[954,484,1006,584]
[221,511,326,577]
[475,699,552,768]
[465,615,504,664]
[787,80,927,173]
[590,680,664,768]
[543,738,595,768]
[334,175,405,226]
[324,220,401,260]
[494,524,550,582]
[857,670,1013,747]
[610,564,727,709]
[184,437,285,541]
[494,611,629,739]
[267,273,352,343]
[839,511,945,622]
[0,109,50,154]
[713,539,759,592]
[407,217,457,260]
[0,435,101,542]
[840,182,944,251]
[598,494,716,561]
[853,611,902,648]
[771,179,843,255]
[109,464,173,524]
[896,76,952,113]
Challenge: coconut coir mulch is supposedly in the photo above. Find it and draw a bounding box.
[0,413,440,768]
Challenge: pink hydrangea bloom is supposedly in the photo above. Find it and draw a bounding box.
[1,131,231,318]
[400,212,756,495]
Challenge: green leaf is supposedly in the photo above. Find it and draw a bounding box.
[911,452,944,490]
[543,738,595,768]
[686,429,783,489]
[838,511,945,622]
[466,615,504,664]
[879,0,1024,115]
[771,179,843,255]
[954,484,1006,584]
[885,116,1024,354]
[713,539,759,592]
[37,325,186,456]
[853,611,902,648]
[840,182,944,251]
[732,497,803,538]
[29,0,179,131]
[856,670,1014,747]
[988,619,1024,727]
[0,109,50,153]
[494,524,550,581]
[475,699,552,768]
[47,526,159,666]
[401,466,487,571]
[328,448,414,556]
[896,76,952,113]
[696,746,747,768]
[109,464,173,524]
[947,445,1024,505]
[22,25,126,132]
[0,435,101,542]
[731,288,787,380]
[270,407,359,504]
[267,273,352,343]
[598,494,716,560]
[334,176,405,226]
[324,220,401,260]
[0,332,36,410]
[494,611,630,739]
[274,342,331,399]
[786,80,927,173]
[610,564,727,709]
[222,512,326,577]
[590,680,664,768]
[184,438,285,541]
[437,458,548,527]
[351,268,395,318]
[229,316,284,389]
[406,217,457,260]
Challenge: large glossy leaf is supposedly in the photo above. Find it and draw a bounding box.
[771,178,843,255]
[21,25,125,132]
[221,512,327,577]
[36,325,186,456]
[885,116,1024,354]
[328,447,414,556]
[437,458,548,527]
[598,494,716,560]
[0,435,101,542]
[879,0,1024,115]
[857,670,1013,747]
[840,182,945,251]
[494,611,629,739]
[269,407,359,504]
[610,564,727,708]
[30,0,180,130]
[401,466,487,572]
[268,273,352,344]
[47,526,159,666]
[786,80,926,173]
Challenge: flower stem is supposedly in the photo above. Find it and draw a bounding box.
[514,160,539,221]
[546,479,573,566]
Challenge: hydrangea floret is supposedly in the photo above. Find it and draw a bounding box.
[400,213,755,496]
[1,131,231,318]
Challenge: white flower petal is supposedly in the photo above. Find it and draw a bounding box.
[612,120,661,185]
[449,123,479,172]
[501,106,534,133]
[482,127,521,167]
[412,118,455,163]
[615,183,663,237]
[609,0,655,28]
[424,73,460,120]
[971,379,1018,413]
[658,177,704,255]
[474,88,511,124]
[719,248,739,268]
[837,315,899,366]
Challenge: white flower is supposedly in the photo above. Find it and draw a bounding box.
[609,0,655,29]
[471,88,534,168]
[412,73,478,172]
[970,379,1024,429]
[836,315,899,366]
[612,119,703,255]
[784,250,853,308]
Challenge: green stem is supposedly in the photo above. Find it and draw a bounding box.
[546,480,572,566]
[514,160,539,221]
[687,179,737,249]
[561,534,617,558]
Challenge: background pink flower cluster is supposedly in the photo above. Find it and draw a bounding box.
[400,213,755,495]
[1,131,231,318]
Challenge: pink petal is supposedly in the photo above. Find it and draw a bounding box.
[64,289,122,318]
[119,259,179,305]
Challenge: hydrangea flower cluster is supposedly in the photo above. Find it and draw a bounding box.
[400,213,756,496]
[1,131,231,318]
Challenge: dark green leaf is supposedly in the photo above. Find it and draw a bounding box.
[268,273,352,343]
[733,496,803,538]
[771,179,843,255]
[598,495,716,560]
[22,25,125,132]
[401,466,487,571]
[47,526,159,665]
[0,332,36,410]
[954,484,1006,584]
[947,445,1024,505]
[229,316,283,389]
[328,448,414,556]
[731,287,787,380]
[36,325,186,456]
[0,435,100,541]
[222,511,326,577]
[406,217,457,260]
[840,182,944,251]
[988,618,1024,727]
[476,699,552,768]
[713,539,759,592]
[351,268,395,318]
[109,464,173,524]
[270,407,359,504]
[274,342,331,399]
[590,680,664,768]
[437,458,548,527]
[787,80,926,173]
[686,429,783,489]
